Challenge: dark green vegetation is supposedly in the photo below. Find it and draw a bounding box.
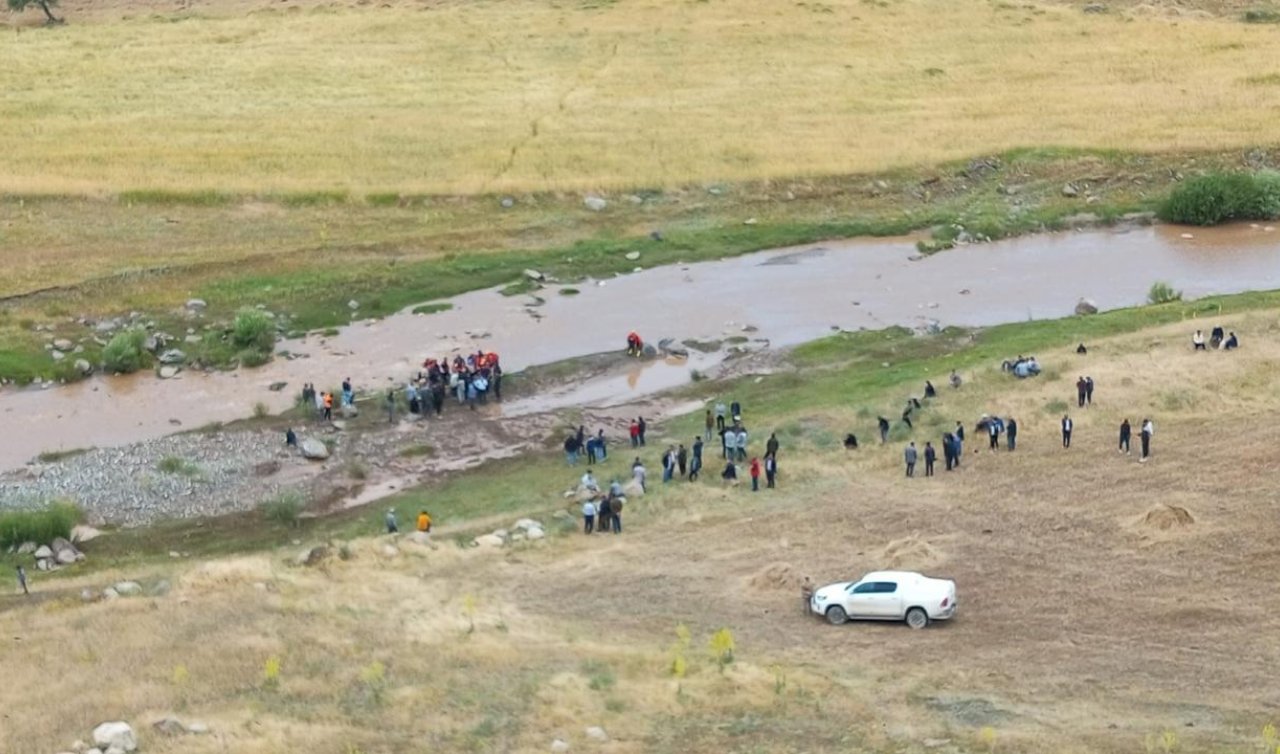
[0,501,80,549]
[1158,170,1280,225]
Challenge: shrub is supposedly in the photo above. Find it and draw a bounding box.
[261,492,303,526]
[238,349,271,368]
[253,401,270,418]
[233,309,276,353]
[0,501,81,548]
[101,328,149,374]
[1243,8,1280,23]
[1147,281,1183,305]
[157,456,200,476]
[1158,171,1280,225]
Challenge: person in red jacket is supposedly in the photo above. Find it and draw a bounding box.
[629,419,640,448]
[749,457,762,492]
[626,331,644,357]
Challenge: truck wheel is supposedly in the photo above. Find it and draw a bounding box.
[825,605,849,626]
[905,607,928,630]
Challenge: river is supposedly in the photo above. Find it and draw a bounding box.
[1,222,1276,474]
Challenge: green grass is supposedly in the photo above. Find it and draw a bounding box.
[411,302,453,316]
[36,447,93,464]
[1243,8,1280,23]
[157,456,201,476]
[0,502,81,549]
[1158,170,1280,225]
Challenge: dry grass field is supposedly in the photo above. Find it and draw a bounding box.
[5,313,1280,752]
[3,0,1280,195]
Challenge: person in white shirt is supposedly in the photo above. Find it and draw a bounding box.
[1140,418,1154,462]
[581,471,598,492]
[1192,330,1206,351]
[581,500,597,534]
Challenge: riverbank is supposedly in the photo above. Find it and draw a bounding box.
[3,146,1275,385]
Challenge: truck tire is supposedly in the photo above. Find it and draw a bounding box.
[825,605,849,626]
[905,607,928,630]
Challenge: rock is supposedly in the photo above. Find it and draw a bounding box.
[348,299,360,310]
[143,335,160,353]
[622,479,645,497]
[500,196,515,208]
[585,726,609,742]
[473,534,505,548]
[513,518,541,532]
[74,358,94,376]
[51,350,66,361]
[551,740,570,753]
[158,349,186,365]
[17,541,37,554]
[102,587,119,599]
[1074,298,1099,316]
[114,581,143,596]
[92,722,138,752]
[148,579,171,597]
[56,548,78,565]
[1061,212,1099,228]
[153,716,187,736]
[624,251,641,261]
[583,196,607,212]
[1120,211,1156,225]
[524,269,545,281]
[81,588,98,602]
[330,420,347,431]
[405,531,431,545]
[184,334,202,344]
[53,338,74,351]
[36,558,53,571]
[52,536,78,556]
[381,544,399,558]
[72,522,103,540]
[1082,3,1107,12]
[186,722,210,735]
[185,299,207,312]
[158,365,181,379]
[1062,183,1079,197]
[649,230,664,242]
[340,405,359,419]
[640,343,658,358]
[526,526,546,541]
[33,545,53,559]
[301,438,330,460]
[923,738,952,749]
[301,545,331,567]
[268,381,288,392]
[743,217,758,225]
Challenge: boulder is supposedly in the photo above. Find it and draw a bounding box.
[158,365,181,379]
[114,581,143,596]
[102,587,119,599]
[583,196,607,212]
[185,298,207,312]
[500,196,515,208]
[524,269,545,281]
[513,518,541,532]
[405,531,431,546]
[1062,183,1079,197]
[301,438,330,460]
[36,558,53,571]
[56,548,78,565]
[473,534,505,548]
[551,740,570,753]
[585,726,609,742]
[640,343,658,359]
[624,251,641,261]
[16,541,37,555]
[74,359,94,376]
[348,299,360,310]
[51,536,77,555]
[33,545,53,559]
[186,722,210,735]
[622,479,645,498]
[72,526,103,546]
[1074,298,1099,316]
[526,526,546,541]
[158,349,186,365]
[53,338,74,351]
[301,545,331,567]
[340,405,359,419]
[92,722,137,752]
[51,350,66,361]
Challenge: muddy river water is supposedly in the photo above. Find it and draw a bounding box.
[1,223,1277,473]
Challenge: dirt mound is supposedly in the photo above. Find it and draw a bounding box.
[747,562,807,592]
[880,536,943,569]
[1137,504,1195,530]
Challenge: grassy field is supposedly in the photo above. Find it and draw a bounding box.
[5,300,1280,752]
[3,0,1280,195]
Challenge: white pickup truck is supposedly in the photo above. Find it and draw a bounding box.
[810,570,957,629]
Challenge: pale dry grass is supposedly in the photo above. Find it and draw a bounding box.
[3,0,1280,194]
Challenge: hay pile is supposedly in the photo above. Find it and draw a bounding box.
[746,562,807,592]
[880,535,944,569]
[1137,503,1195,531]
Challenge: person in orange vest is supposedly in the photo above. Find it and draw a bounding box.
[416,510,432,533]
[323,392,334,421]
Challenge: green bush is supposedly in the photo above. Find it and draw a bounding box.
[233,309,275,351]
[0,501,82,549]
[1158,171,1280,226]
[157,456,201,476]
[1242,8,1280,23]
[101,328,149,374]
[261,492,303,526]
[1147,281,1183,305]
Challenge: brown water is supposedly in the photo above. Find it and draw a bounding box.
[2,223,1277,473]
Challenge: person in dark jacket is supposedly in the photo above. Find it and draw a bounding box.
[1076,377,1088,408]
[942,433,956,471]
[844,433,859,450]
[878,417,890,444]
[637,417,647,446]
[924,380,937,399]
[988,419,1000,451]
[904,442,918,477]
[923,442,936,476]
[1118,418,1131,455]
[1006,417,1018,451]
[764,453,777,488]
[690,437,703,481]
[1085,376,1095,405]
[766,433,779,458]
[1061,415,1073,448]
[676,444,688,477]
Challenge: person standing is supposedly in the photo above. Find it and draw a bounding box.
[285,427,297,448]
[596,430,608,462]
[16,565,29,596]
[597,496,612,535]
[988,419,1000,451]
[662,446,676,483]
[1118,418,1131,455]
[637,416,648,446]
[942,433,955,471]
[385,389,397,423]
[1192,330,1206,350]
[1076,377,1087,408]
[714,401,727,432]
[705,409,715,441]
[736,427,749,462]
[323,392,333,421]
[1061,415,1073,448]
[904,442,918,477]
[629,419,640,448]
[609,495,623,534]
[878,416,890,444]
[582,499,596,534]
[576,425,587,458]
[730,400,742,422]
[385,509,398,534]
[430,382,445,417]
[416,510,432,533]
[1006,417,1017,451]
[690,437,704,481]
[564,434,580,466]
[764,453,777,488]
[1140,418,1154,462]
[632,459,647,492]
[766,432,779,459]
[1085,376,1095,406]
[676,444,688,477]
[749,457,762,491]
[954,422,965,465]
[924,442,936,477]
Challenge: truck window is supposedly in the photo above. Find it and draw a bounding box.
[873,582,898,594]
[851,583,877,594]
